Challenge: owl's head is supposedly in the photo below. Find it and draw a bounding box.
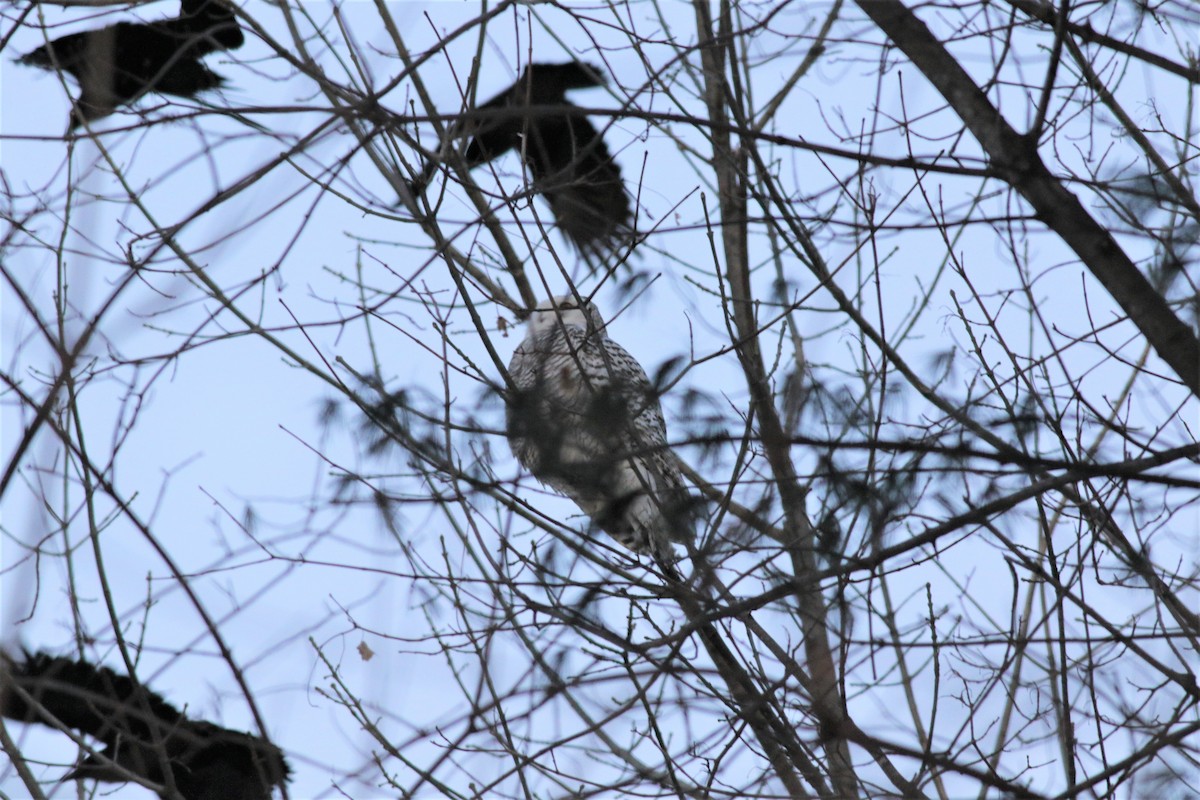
[526,295,606,338]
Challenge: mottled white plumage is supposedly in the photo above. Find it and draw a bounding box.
[506,296,691,557]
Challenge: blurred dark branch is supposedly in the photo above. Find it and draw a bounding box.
[680,435,1200,490]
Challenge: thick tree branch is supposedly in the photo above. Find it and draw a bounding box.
[1005,0,1200,84]
[693,1,865,796]
[856,0,1200,397]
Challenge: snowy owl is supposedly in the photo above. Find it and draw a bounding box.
[506,296,692,558]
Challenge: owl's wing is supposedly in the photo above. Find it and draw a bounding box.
[580,335,668,447]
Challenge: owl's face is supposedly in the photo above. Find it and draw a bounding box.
[526,296,605,338]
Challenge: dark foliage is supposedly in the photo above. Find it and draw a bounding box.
[1,650,289,800]
[17,0,244,129]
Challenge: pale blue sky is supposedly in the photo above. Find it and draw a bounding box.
[2,2,1196,797]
